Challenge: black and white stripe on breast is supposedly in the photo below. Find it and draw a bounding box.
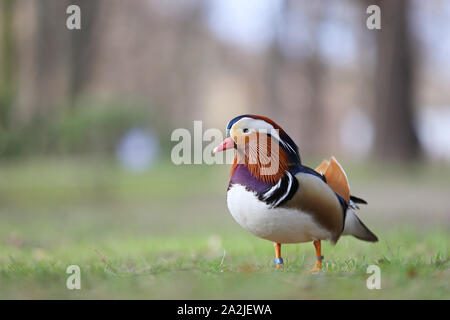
[259,171,299,208]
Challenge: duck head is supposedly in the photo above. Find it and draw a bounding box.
[214,115,301,184]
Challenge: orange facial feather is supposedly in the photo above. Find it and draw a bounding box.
[230,133,290,185]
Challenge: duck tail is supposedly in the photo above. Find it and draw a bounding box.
[342,209,378,242]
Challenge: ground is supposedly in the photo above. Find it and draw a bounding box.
[0,158,448,299]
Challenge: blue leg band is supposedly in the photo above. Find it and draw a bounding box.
[274,257,284,265]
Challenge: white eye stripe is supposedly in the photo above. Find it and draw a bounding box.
[233,118,283,142]
[231,117,299,161]
[234,118,275,133]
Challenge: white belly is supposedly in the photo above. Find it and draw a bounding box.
[227,184,332,243]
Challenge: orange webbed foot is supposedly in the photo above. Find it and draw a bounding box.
[304,240,324,274]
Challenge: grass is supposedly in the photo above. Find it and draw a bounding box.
[0,157,448,299]
[0,230,448,299]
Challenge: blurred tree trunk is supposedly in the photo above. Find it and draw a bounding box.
[68,0,99,102]
[33,0,98,113]
[373,0,420,160]
[269,0,326,155]
[264,0,286,114]
[34,0,72,115]
[0,0,14,128]
[265,39,283,114]
[302,1,325,155]
[304,50,325,155]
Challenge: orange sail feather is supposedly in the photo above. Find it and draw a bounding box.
[315,156,350,203]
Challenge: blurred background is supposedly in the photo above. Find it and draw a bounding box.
[0,0,449,299]
[1,0,450,161]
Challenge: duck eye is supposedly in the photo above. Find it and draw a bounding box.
[243,128,249,133]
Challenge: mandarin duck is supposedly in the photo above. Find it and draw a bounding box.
[213,115,378,271]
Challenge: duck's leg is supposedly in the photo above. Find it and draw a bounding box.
[311,240,324,272]
[273,242,284,269]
